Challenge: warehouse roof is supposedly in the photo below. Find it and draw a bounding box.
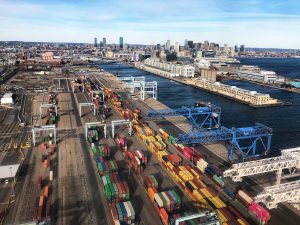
[0,164,20,179]
[2,92,13,98]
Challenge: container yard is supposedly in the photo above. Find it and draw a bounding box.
[0,65,299,225]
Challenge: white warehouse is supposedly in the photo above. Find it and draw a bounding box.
[0,93,14,104]
[144,58,195,77]
[238,70,278,83]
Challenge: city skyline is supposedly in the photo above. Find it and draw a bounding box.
[0,0,300,49]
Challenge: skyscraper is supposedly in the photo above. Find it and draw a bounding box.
[119,37,124,49]
[240,45,245,52]
[204,41,209,51]
[174,42,180,52]
[103,37,107,47]
[184,39,188,49]
[166,40,171,51]
[234,45,239,52]
[156,44,161,51]
[187,41,193,49]
[94,37,97,47]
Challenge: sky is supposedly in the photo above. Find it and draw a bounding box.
[0,0,300,49]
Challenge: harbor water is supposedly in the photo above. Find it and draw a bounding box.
[98,58,300,153]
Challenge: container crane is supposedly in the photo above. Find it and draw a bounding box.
[255,180,300,209]
[223,147,300,183]
[147,103,221,132]
[177,123,272,161]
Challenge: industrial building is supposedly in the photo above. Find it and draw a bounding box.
[0,92,14,104]
[144,58,195,77]
[201,69,217,82]
[238,70,279,83]
[193,79,278,105]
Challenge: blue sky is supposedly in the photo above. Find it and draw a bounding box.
[0,0,300,48]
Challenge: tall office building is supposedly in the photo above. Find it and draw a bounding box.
[184,39,188,49]
[187,41,193,49]
[166,40,171,51]
[204,40,209,51]
[174,42,180,52]
[103,37,107,47]
[119,37,124,49]
[94,37,98,47]
[240,45,245,52]
[156,44,161,51]
[234,45,239,52]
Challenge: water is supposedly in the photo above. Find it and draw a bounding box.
[98,59,300,152]
[239,57,300,80]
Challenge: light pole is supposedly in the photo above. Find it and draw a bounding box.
[9,166,15,197]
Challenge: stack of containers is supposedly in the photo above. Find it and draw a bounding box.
[97,144,110,157]
[97,160,118,175]
[144,175,159,190]
[236,190,270,224]
[125,150,148,174]
[101,172,130,203]
[205,164,225,187]
[153,190,182,213]
[161,154,182,167]
[176,166,200,183]
[248,201,270,225]
[116,136,127,152]
[134,124,155,137]
[158,128,169,140]
[111,201,135,225]
[183,147,193,160]
[87,127,99,143]
[176,144,185,154]
[167,135,176,145]
[120,108,134,120]
[196,158,208,173]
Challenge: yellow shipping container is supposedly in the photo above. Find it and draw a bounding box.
[190,169,200,179]
[179,166,187,171]
[209,196,226,209]
[237,219,247,225]
[155,135,162,141]
[189,181,198,190]
[216,209,228,223]
[200,188,212,198]
[158,151,168,161]
[166,162,174,171]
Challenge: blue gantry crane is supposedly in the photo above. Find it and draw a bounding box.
[178,123,272,161]
[147,103,273,161]
[147,102,221,132]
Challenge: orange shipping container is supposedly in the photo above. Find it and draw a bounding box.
[148,187,156,202]
[44,186,49,198]
[39,196,44,207]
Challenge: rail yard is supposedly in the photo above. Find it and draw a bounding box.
[0,64,299,225]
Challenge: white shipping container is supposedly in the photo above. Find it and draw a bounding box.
[161,192,170,207]
[238,190,253,205]
[134,156,140,165]
[154,193,163,208]
[124,201,131,217]
[127,201,135,217]
[136,150,142,159]
[101,176,107,186]
[49,171,53,181]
